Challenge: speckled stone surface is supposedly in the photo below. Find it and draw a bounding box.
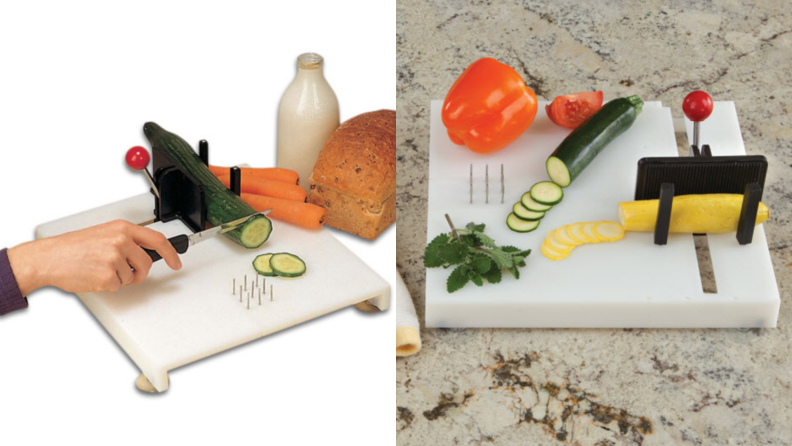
[396,1,792,444]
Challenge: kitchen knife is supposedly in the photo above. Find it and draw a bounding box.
[143,210,272,262]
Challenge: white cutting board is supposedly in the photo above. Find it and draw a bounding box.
[425,101,779,328]
[36,194,390,392]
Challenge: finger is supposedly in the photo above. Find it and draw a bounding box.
[115,260,135,287]
[126,226,182,271]
[126,245,154,285]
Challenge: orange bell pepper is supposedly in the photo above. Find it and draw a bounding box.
[441,58,539,154]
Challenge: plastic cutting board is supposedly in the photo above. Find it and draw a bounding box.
[36,193,390,392]
[425,101,779,328]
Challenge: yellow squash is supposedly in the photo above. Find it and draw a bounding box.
[617,194,770,233]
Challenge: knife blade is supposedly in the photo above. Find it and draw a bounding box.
[143,209,272,263]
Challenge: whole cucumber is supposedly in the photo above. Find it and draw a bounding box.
[546,95,643,187]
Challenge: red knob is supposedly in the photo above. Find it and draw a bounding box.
[126,146,151,171]
[682,91,713,122]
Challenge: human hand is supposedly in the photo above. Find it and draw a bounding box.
[7,220,182,296]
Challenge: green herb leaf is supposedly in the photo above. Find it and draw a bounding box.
[424,233,450,268]
[437,242,468,265]
[500,245,520,253]
[470,273,484,287]
[483,264,502,284]
[460,233,480,247]
[507,266,520,280]
[473,231,497,248]
[489,248,515,269]
[447,265,470,293]
[469,254,492,274]
[466,222,486,232]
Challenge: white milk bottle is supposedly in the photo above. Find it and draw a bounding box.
[277,53,340,192]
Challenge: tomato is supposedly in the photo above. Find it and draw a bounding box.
[545,91,604,129]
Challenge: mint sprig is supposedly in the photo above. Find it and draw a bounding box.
[425,215,531,293]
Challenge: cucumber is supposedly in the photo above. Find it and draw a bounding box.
[507,213,540,232]
[512,202,544,221]
[530,181,563,205]
[520,193,552,212]
[546,95,643,187]
[269,253,307,278]
[143,122,272,248]
[253,254,276,276]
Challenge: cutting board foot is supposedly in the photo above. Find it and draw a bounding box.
[354,300,382,313]
[135,373,169,394]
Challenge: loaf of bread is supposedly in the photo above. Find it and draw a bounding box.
[308,110,395,240]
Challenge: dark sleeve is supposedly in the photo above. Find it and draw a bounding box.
[0,248,28,316]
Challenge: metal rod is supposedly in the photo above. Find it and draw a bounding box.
[233,278,236,295]
[501,164,504,204]
[259,288,262,305]
[264,278,267,293]
[270,285,273,301]
[143,169,161,199]
[239,286,242,302]
[693,121,700,149]
[485,164,489,204]
[247,292,250,310]
[256,274,259,288]
[469,164,473,204]
[244,275,247,291]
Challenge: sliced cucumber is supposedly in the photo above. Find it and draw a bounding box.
[269,253,307,278]
[520,192,553,212]
[253,254,276,276]
[512,202,544,221]
[520,193,553,212]
[507,213,540,233]
[530,181,564,206]
[546,157,572,188]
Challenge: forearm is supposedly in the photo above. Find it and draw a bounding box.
[7,240,51,296]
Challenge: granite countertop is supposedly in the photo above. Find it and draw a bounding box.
[396,1,792,444]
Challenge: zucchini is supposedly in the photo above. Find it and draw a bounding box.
[581,222,600,243]
[566,223,589,244]
[546,231,573,253]
[269,253,307,278]
[546,95,644,187]
[253,254,276,276]
[530,181,564,205]
[512,202,544,221]
[506,213,540,232]
[617,194,770,233]
[520,193,553,212]
[143,122,272,248]
[555,226,581,246]
[541,241,569,260]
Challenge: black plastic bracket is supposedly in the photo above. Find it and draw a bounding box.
[654,183,674,245]
[151,142,209,234]
[199,140,209,166]
[736,182,763,245]
[230,166,241,196]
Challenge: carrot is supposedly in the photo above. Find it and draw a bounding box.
[208,165,300,185]
[217,175,307,202]
[241,193,326,229]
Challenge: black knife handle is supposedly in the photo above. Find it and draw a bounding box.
[144,234,190,263]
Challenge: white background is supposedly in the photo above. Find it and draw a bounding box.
[0,1,395,444]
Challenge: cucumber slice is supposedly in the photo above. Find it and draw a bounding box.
[253,253,276,276]
[520,193,553,212]
[555,226,581,246]
[546,157,571,188]
[546,231,573,253]
[507,213,540,232]
[513,202,545,221]
[581,222,600,243]
[593,221,625,241]
[530,181,564,205]
[566,223,589,244]
[269,253,307,278]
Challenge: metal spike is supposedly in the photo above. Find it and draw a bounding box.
[233,278,236,295]
[501,164,505,204]
[469,164,473,204]
[247,292,250,310]
[270,285,273,301]
[239,286,242,302]
[256,274,259,288]
[244,275,247,291]
[485,164,489,204]
[264,278,267,293]
[259,288,262,305]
